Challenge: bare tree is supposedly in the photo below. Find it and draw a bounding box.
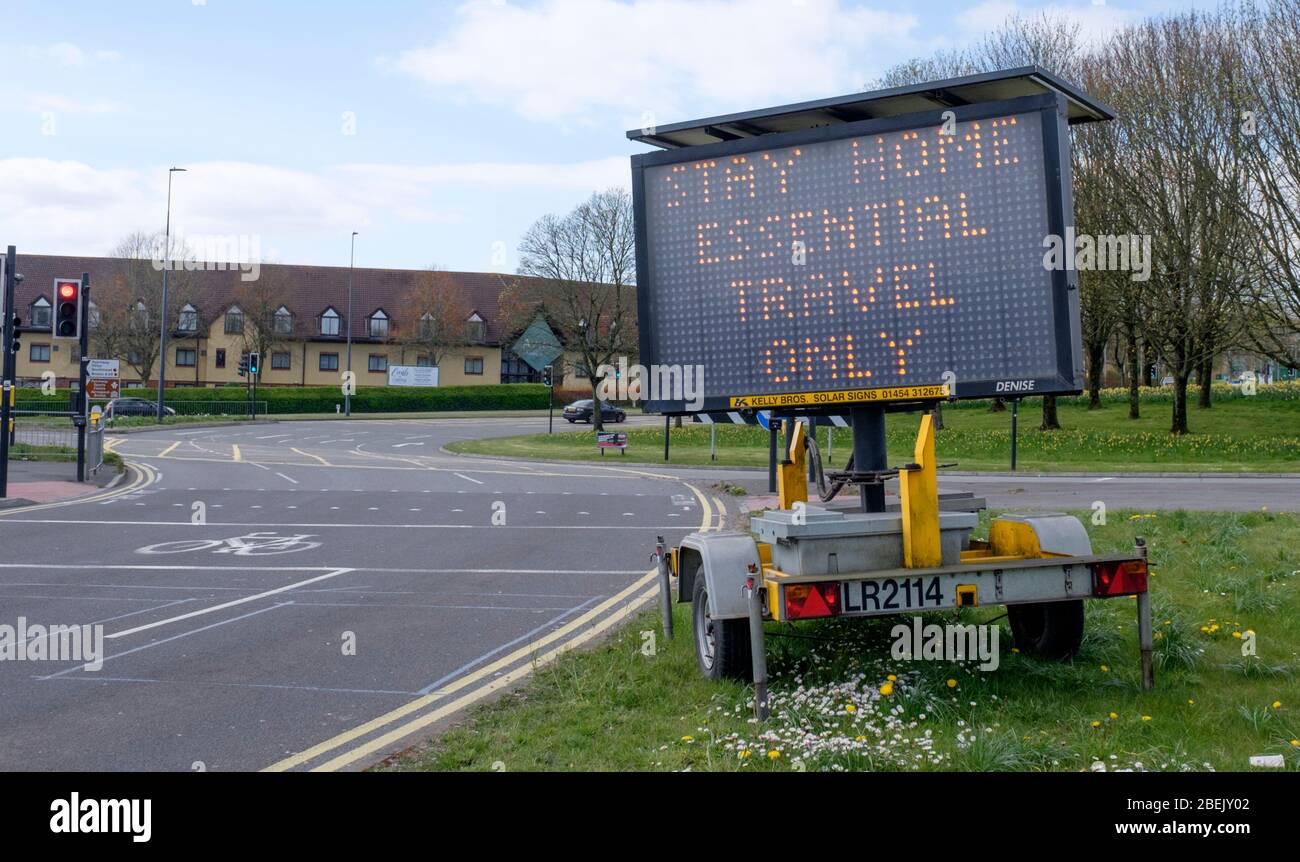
[93,231,193,384]
[232,265,299,374]
[394,267,473,370]
[507,189,638,432]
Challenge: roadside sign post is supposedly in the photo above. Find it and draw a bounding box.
[0,246,17,498]
[75,272,90,482]
[1011,398,1019,471]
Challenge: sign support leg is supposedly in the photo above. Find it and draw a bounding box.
[0,246,16,498]
[849,404,887,513]
[746,578,769,720]
[75,272,90,482]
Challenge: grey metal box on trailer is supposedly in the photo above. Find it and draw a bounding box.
[750,506,979,576]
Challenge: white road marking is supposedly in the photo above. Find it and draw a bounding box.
[453,472,484,485]
[275,472,299,484]
[104,568,354,640]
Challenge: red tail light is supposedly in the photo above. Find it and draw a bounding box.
[784,582,841,619]
[1091,559,1148,596]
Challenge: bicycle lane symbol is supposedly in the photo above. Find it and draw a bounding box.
[136,532,322,556]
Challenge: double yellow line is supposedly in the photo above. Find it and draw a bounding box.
[264,480,722,772]
[0,460,156,517]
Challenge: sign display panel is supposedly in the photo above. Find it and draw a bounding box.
[388,365,439,387]
[633,99,1080,412]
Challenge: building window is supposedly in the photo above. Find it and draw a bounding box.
[416,355,433,367]
[274,307,293,335]
[369,310,389,339]
[466,313,485,343]
[179,304,198,332]
[418,313,434,339]
[500,350,542,384]
[215,348,226,369]
[319,353,339,372]
[368,354,388,373]
[320,308,340,336]
[30,298,51,328]
[271,351,291,370]
[574,362,589,379]
[176,348,197,367]
[224,307,244,334]
[464,356,484,375]
[29,344,51,363]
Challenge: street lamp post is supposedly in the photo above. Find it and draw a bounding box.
[157,166,186,422]
[345,231,357,417]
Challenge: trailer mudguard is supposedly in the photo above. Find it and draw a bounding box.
[676,531,761,619]
[990,513,1093,557]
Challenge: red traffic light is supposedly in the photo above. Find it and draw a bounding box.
[57,281,78,300]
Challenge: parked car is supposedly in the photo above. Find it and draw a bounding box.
[562,399,626,423]
[104,397,176,423]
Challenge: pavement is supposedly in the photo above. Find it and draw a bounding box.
[0,414,1296,773]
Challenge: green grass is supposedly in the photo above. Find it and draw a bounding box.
[448,394,1300,473]
[9,442,123,469]
[386,510,1300,772]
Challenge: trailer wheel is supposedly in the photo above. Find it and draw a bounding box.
[1008,600,1085,659]
[692,574,751,681]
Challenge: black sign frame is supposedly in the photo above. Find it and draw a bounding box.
[631,91,1081,414]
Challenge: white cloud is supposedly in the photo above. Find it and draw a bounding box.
[0,156,625,259]
[387,0,919,125]
[19,92,123,115]
[21,42,121,68]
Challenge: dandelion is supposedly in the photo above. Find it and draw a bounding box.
[879,682,894,696]
[946,679,957,688]
[681,735,694,743]
[1091,720,1102,728]
[1232,631,1242,639]
[1109,712,1118,720]
[1290,740,1299,747]
[887,674,897,681]
[767,750,780,760]
[739,750,752,759]
[1188,699,1196,705]
[1273,701,1282,709]
[1100,665,1110,673]
[845,704,857,714]
[1142,715,1152,722]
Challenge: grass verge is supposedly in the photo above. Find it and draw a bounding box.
[385,509,1300,772]
[448,397,1300,472]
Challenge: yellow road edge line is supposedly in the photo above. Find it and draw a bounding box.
[0,460,153,517]
[290,447,331,466]
[262,569,660,772]
[266,479,715,773]
[312,586,660,772]
[712,495,728,530]
[158,441,179,457]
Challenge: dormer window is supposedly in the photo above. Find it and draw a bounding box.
[30,297,51,328]
[369,309,389,339]
[418,312,434,339]
[319,307,340,336]
[273,306,293,335]
[178,303,198,332]
[224,306,244,334]
[467,312,485,343]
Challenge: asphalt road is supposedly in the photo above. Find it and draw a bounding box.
[0,415,715,772]
[1,414,1294,773]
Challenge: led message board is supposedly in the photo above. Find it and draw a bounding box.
[631,93,1082,413]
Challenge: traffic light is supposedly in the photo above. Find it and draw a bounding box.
[8,315,19,354]
[542,365,553,387]
[52,278,83,340]
[238,352,248,377]
[248,352,260,375]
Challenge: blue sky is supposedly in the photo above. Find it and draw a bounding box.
[1,0,1206,273]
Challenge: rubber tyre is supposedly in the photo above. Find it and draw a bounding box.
[1008,600,1085,659]
[566,418,575,423]
[692,572,752,681]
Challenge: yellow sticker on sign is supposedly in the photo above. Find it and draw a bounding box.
[729,385,949,409]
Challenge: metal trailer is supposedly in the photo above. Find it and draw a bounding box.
[654,411,1153,719]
